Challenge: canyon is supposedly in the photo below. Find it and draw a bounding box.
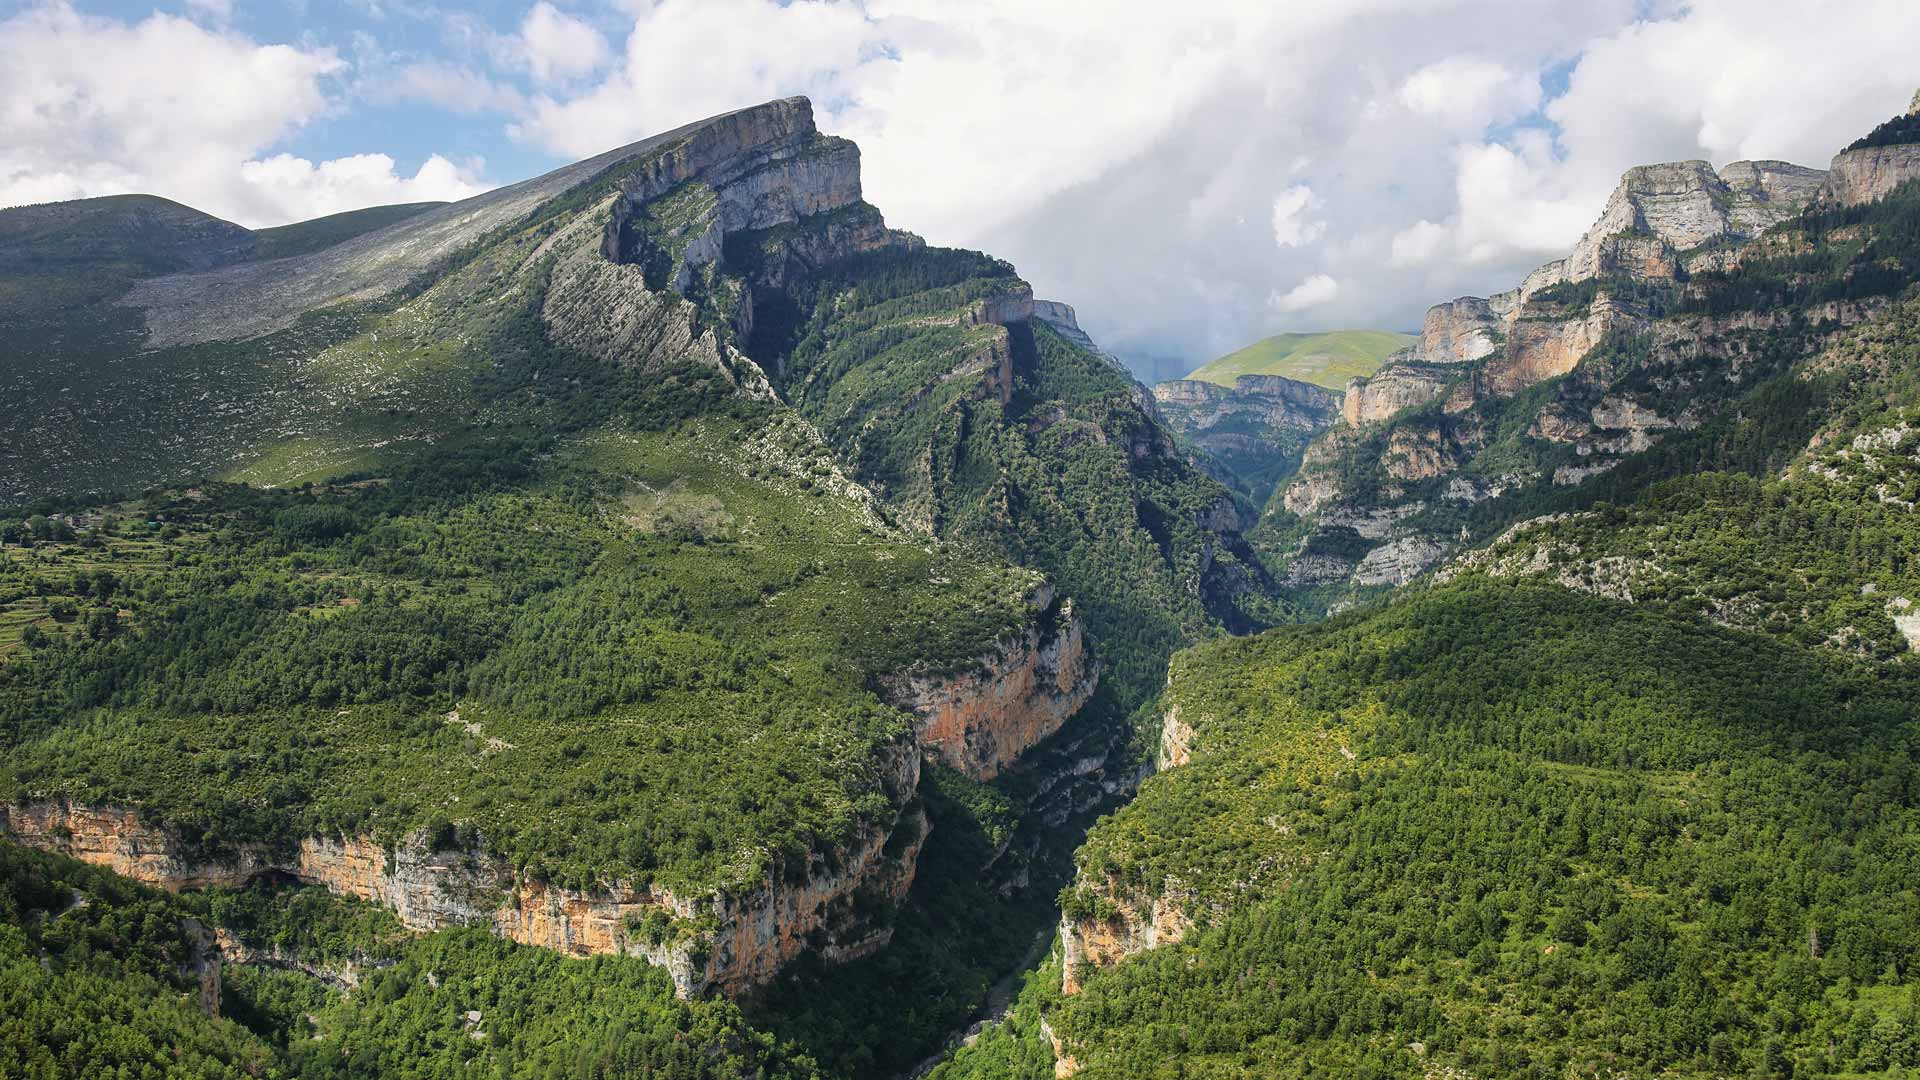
[3,566,1094,998]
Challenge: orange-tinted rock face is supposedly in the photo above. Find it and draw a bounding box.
[1340,364,1454,425]
[1487,300,1620,396]
[883,586,1099,780]
[1157,705,1194,771]
[1059,887,1193,996]
[1384,426,1459,481]
[0,802,272,889]
[4,747,926,1000]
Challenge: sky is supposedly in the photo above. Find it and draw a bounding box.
[3,1,1918,380]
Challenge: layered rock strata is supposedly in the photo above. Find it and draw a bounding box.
[2,738,924,1000]
[1276,148,1839,593]
[128,98,835,347]
[1823,144,1920,207]
[881,585,1099,780]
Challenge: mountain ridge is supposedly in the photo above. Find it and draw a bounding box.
[0,93,1282,1078]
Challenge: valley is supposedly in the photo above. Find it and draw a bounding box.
[3,74,1920,1080]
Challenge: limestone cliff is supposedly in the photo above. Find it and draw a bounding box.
[1343,155,1824,415]
[3,740,925,1000]
[1511,159,1825,305]
[1339,363,1456,425]
[1823,143,1920,207]
[1152,373,1342,503]
[1059,884,1194,996]
[129,98,841,347]
[1275,147,1832,597]
[1157,703,1194,771]
[880,584,1099,780]
[1409,297,1502,365]
[538,98,896,397]
[1485,295,1623,396]
[1154,374,1339,429]
[1053,702,1204,998]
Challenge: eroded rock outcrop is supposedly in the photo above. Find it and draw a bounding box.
[1513,159,1826,304]
[1278,147,1835,594]
[1340,363,1455,425]
[129,98,841,347]
[540,98,896,397]
[3,743,925,1000]
[881,585,1099,780]
[1409,297,1503,364]
[1486,296,1623,396]
[1154,374,1340,434]
[1823,143,1920,207]
[1352,536,1448,586]
[1048,703,1205,999]
[1157,704,1195,771]
[1059,884,1194,996]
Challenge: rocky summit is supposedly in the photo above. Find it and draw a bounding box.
[1259,91,1920,602]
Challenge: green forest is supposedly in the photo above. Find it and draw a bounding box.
[8,84,1920,1080]
[1040,584,1920,1078]
[0,841,820,1079]
[0,425,1037,893]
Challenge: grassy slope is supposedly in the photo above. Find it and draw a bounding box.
[248,201,446,262]
[1185,329,1413,390]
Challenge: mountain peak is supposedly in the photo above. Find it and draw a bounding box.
[124,96,838,347]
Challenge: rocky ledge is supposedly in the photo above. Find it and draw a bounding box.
[881,584,1100,780]
[1339,154,1827,422]
[2,736,925,1000]
[1054,702,1203,999]
[1823,143,1920,207]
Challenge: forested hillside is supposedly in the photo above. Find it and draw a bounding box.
[1038,585,1920,1078]
[11,70,1920,1080]
[0,841,819,1079]
[0,96,1285,1079]
[932,90,1920,1080]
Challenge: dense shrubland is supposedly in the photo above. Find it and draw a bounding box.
[0,841,820,1079]
[1041,585,1920,1078]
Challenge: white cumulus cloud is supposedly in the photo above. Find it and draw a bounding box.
[239,152,487,219]
[1269,185,1325,249]
[1397,56,1541,133]
[0,3,490,228]
[1395,0,1920,282]
[1270,273,1340,313]
[7,0,1920,377]
[517,2,609,85]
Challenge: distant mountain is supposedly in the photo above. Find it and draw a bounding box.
[0,193,443,315]
[1184,329,1413,391]
[1261,95,1920,604]
[1151,374,1342,510]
